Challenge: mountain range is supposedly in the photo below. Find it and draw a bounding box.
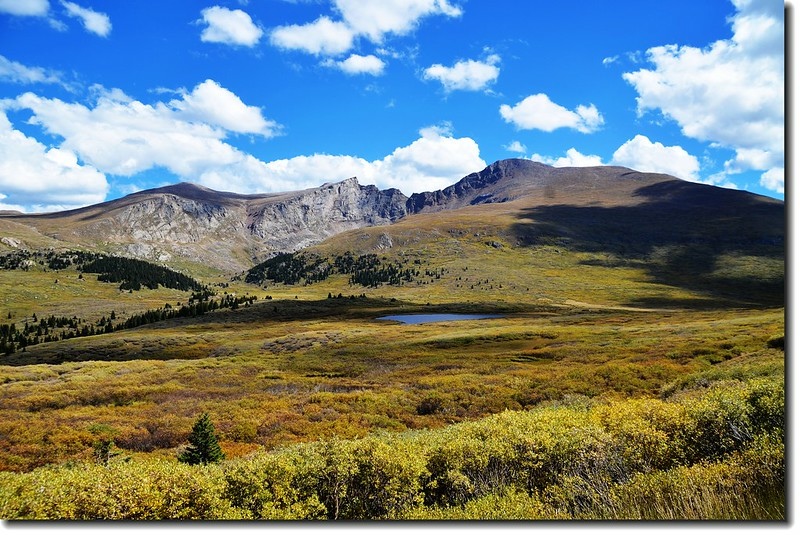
[0,159,785,274]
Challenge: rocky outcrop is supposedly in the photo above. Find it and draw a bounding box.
[246,178,408,251]
[115,195,240,243]
[1,237,23,248]
[103,178,410,267]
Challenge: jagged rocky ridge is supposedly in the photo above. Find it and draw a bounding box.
[0,159,784,271]
[0,176,412,271]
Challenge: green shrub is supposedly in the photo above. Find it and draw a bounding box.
[222,450,325,519]
[679,378,784,463]
[399,488,561,520]
[302,435,427,519]
[0,460,239,520]
[337,436,426,518]
[599,433,784,520]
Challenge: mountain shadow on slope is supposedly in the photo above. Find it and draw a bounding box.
[511,180,784,308]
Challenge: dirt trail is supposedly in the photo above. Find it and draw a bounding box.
[562,299,679,313]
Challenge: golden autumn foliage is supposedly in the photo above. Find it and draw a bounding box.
[0,375,783,520]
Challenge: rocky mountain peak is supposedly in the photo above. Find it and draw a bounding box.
[322,176,360,188]
[406,158,556,213]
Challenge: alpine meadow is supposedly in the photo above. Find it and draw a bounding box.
[0,0,787,524]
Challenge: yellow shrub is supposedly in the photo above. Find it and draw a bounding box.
[0,376,784,520]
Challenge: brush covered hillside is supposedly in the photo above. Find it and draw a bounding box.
[0,160,786,520]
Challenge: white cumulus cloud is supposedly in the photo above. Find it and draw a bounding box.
[169,79,281,136]
[269,0,461,57]
[611,135,699,181]
[11,81,280,179]
[323,54,386,76]
[423,54,500,92]
[0,109,108,212]
[759,167,783,195]
[505,140,527,154]
[270,16,355,56]
[622,0,783,193]
[500,93,604,133]
[529,137,706,183]
[0,0,49,17]
[375,124,485,193]
[16,91,237,177]
[0,55,64,86]
[61,1,111,37]
[530,148,604,168]
[334,0,462,42]
[198,5,263,47]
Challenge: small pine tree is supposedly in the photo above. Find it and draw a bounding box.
[178,413,225,465]
[92,438,120,466]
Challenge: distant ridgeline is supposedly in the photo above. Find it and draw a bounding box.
[243,251,446,288]
[0,250,203,292]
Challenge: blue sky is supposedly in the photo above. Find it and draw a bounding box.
[0,0,785,212]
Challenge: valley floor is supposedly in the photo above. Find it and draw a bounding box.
[0,294,784,463]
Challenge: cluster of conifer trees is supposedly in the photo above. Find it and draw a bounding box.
[344,254,416,287]
[244,252,331,286]
[81,256,202,292]
[0,314,105,355]
[119,293,257,330]
[245,251,425,288]
[0,250,204,292]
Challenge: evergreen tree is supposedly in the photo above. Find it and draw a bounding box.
[178,413,225,465]
[92,438,119,466]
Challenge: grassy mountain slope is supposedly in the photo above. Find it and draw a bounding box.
[305,168,783,309]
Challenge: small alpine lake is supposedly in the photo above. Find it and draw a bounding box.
[376,313,505,324]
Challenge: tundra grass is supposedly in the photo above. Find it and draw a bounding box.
[0,266,198,324]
